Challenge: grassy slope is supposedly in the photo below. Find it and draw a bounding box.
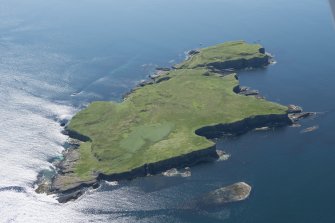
[68,41,287,180]
[178,40,267,69]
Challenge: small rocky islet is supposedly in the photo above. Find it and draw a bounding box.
[192,182,252,209]
[37,41,311,203]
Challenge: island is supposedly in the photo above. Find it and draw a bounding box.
[44,41,305,202]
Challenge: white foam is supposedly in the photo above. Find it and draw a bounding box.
[0,39,94,222]
[0,87,74,187]
[105,181,119,186]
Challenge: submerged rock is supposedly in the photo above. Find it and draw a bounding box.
[301,125,319,133]
[196,182,251,208]
[254,126,271,131]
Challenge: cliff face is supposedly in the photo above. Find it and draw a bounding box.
[53,145,219,203]
[196,114,293,139]
[63,129,91,142]
[206,56,270,70]
[98,146,219,182]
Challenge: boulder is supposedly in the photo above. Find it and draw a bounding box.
[301,125,319,133]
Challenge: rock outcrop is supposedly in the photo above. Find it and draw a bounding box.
[204,56,270,70]
[287,104,303,113]
[183,182,252,209]
[197,182,252,207]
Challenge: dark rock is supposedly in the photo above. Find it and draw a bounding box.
[259,47,266,54]
[239,89,259,96]
[57,190,84,203]
[288,112,315,122]
[156,67,171,71]
[233,85,262,97]
[205,55,270,70]
[138,80,154,87]
[188,50,200,55]
[98,146,218,182]
[63,129,91,142]
[92,182,100,189]
[207,66,235,76]
[156,76,171,83]
[233,85,242,94]
[59,119,68,127]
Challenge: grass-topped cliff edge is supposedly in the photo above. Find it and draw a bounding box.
[55,41,289,191]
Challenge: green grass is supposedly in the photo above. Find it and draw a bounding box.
[67,41,287,180]
[178,40,267,69]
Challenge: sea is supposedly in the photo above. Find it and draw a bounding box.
[1,0,335,222]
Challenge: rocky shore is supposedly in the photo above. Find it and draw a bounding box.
[49,145,219,203]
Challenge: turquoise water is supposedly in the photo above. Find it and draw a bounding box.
[1,0,335,222]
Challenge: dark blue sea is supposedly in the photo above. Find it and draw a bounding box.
[1,0,335,222]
